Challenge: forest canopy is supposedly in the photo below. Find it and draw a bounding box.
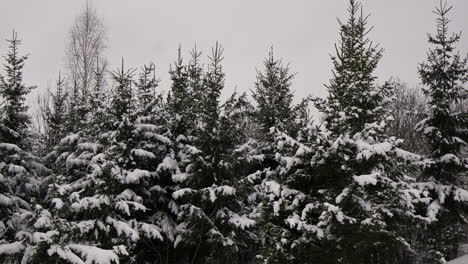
[0,1,467,264]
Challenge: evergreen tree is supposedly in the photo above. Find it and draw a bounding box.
[172,43,255,264]
[250,49,296,172]
[1,61,177,264]
[65,80,89,135]
[414,1,468,261]
[252,48,295,136]
[261,1,422,263]
[136,62,160,116]
[167,46,201,140]
[0,31,48,263]
[87,57,109,138]
[45,73,68,151]
[0,31,35,148]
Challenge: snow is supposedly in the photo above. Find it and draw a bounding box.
[176,134,187,143]
[273,199,282,216]
[75,220,97,234]
[336,187,350,204]
[60,133,81,145]
[106,217,139,242]
[301,203,318,220]
[353,172,379,186]
[78,143,101,153]
[34,210,52,229]
[66,158,88,168]
[173,188,193,199]
[0,143,21,152]
[71,195,110,211]
[131,148,155,159]
[48,245,84,264]
[229,214,255,230]
[440,153,460,165]
[115,201,146,216]
[134,123,161,131]
[0,241,25,255]
[395,147,421,161]
[68,244,122,264]
[355,140,392,160]
[427,200,441,221]
[139,223,164,241]
[126,169,151,184]
[7,164,27,174]
[264,180,281,197]
[454,188,468,202]
[157,156,179,173]
[286,214,324,238]
[0,194,13,206]
[52,198,64,209]
[172,172,188,183]
[32,231,59,243]
[216,185,236,196]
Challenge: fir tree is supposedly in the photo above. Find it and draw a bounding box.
[414,1,468,261]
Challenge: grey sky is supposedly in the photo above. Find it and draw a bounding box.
[1,0,467,106]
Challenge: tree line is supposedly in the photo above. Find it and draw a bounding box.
[0,1,467,263]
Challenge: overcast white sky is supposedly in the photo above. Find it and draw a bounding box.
[1,0,467,106]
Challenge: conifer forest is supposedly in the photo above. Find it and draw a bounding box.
[1,0,468,263]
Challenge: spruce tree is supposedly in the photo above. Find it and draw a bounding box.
[251,49,296,170]
[172,43,255,264]
[0,31,35,148]
[261,1,422,263]
[2,60,177,263]
[0,31,47,263]
[45,73,68,151]
[87,57,109,138]
[252,48,295,136]
[415,1,468,261]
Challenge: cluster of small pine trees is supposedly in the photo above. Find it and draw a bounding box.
[0,1,467,263]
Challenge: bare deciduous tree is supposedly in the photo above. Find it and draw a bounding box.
[66,1,107,96]
[388,79,429,155]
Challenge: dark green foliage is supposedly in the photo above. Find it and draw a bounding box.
[0,31,35,148]
[252,48,295,137]
[415,1,468,261]
[1,1,467,263]
[46,73,68,151]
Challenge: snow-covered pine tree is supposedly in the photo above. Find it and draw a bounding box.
[251,49,296,170]
[87,56,109,138]
[45,73,68,152]
[132,61,181,263]
[65,80,89,136]
[172,43,255,264]
[259,103,320,264]
[249,48,305,264]
[167,46,201,140]
[0,31,36,148]
[0,31,48,262]
[136,62,160,116]
[1,60,176,264]
[414,1,468,261]
[261,1,423,263]
[252,48,295,137]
